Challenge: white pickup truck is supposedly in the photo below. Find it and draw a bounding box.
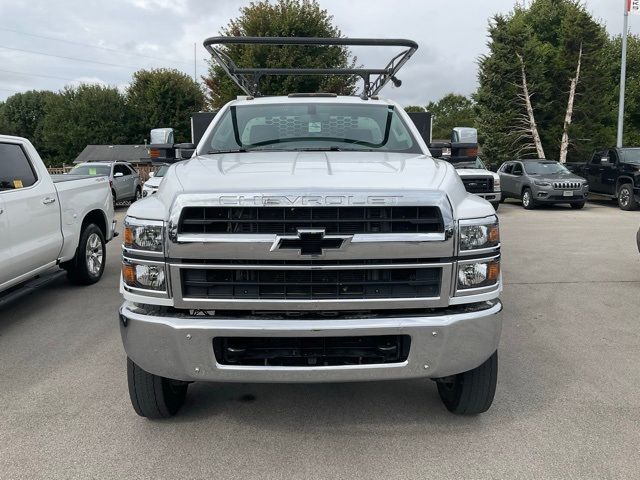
[119,37,503,419]
[0,135,117,297]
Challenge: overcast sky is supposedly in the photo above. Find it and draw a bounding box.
[0,0,633,105]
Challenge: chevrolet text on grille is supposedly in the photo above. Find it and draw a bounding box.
[218,195,403,206]
[119,36,503,419]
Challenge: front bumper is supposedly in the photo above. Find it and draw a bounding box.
[475,192,501,203]
[534,187,588,203]
[119,299,502,383]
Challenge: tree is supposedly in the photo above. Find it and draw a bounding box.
[608,34,640,147]
[42,84,132,166]
[126,68,204,143]
[475,0,613,165]
[203,0,356,109]
[404,105,426,113]
[0,90,57,158]
[426,94,476,139]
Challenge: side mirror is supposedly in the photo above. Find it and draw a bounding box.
[148,172,155,178]
[114,172,124,177]
[175,143,196,160]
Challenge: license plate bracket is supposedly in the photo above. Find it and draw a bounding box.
[563,190,573,197]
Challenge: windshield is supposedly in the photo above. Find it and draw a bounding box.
[203,103,421,154]
[155,165,169,177]
[623,149,640,164]
[450,157,486,170]
[69,165,111,176]
[523,161,569,175]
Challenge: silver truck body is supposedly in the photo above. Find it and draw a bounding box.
[0,135,116,293]
[119,96,502,384]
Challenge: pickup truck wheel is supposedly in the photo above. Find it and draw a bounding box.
[134,187,142,202]
[111,189,117,209]
[127,357,188,419]
[66,224,105,285]
[617,183,638,211]
[521,188,535,209]
[436,351,497,415]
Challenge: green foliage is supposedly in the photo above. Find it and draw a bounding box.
[203,0,355,108]
[42,84,132,166]
[0,90,57,158]
[404,105,426,113]
[126,68,204,143]
[476,0,613,165]
[608,34,640,147]
[427,94,476,139]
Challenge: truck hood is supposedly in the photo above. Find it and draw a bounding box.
[173,151,450,193]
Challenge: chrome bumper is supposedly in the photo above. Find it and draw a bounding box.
[476,192,501,202]
[119,300,502,383]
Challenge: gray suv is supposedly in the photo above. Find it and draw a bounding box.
[70,161,142,206]
[498,159,588,209]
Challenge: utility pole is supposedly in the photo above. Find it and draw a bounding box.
[193,43,197,82]
[617,0,629,148]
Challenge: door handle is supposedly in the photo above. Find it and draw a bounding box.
[42,197,56,205]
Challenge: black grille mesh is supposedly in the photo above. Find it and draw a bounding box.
[181,267,441,300]
[179,206,444,235]
[462,177,493,193]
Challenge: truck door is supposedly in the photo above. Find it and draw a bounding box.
[585,150,607,193]
[0,141,63,283]
[601,149,620,195]
[0,195,10,287]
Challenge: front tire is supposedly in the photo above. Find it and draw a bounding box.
[66,224,105,285]
[134,187,142,202]
[571,202,585,210]
[436,351,498,415]
[127,358,188,419]
[522,188,535,209]
[617,183,638,211]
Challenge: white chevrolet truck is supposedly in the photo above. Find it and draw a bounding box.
[119,37,502,418]
[0,135,116,298]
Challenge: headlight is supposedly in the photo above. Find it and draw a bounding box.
[122,261,166,291]
[458,258,500,290]
[123,217,164,252]
[493,177,500,190]
[459,217,499,251]
[534,180,551,187]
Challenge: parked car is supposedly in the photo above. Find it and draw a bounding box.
[69,161,142,206]
[498,159,588,209]
[0,135,117,297]
[118,36,503,419]
[142,163,169,197]
[449,156,501,210]
[566,148,640,211]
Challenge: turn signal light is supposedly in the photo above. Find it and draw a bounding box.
[487,260,500,282]
[122,264,136,285]
[123,226,134,246]
[488,224,500,244]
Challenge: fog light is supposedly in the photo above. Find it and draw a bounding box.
[458,259,500,290]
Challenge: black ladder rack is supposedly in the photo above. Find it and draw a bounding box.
[203,36,418,99]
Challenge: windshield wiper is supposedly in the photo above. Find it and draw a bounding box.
[205,148,247,154]
[290,146,376,152]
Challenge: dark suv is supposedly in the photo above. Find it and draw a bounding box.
[498,159,589,209]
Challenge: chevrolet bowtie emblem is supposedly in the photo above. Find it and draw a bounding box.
[271,228,351,256]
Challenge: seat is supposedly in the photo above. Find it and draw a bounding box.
[249,125,279,145]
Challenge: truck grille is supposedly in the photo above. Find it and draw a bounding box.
[181,267,441,300]
[213,335,411,366]
[462,177,493,193]
[178,206,444,235]
[553,181,581,189]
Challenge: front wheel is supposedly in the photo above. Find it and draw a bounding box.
[522,188,535,209]
[617,183,638,211]
[436,351,498,415]
[134,187,142,202]
[127,358,188,419]
[571,202,585,210]
[66,224,105,285]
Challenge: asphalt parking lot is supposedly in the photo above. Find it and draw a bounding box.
[1,200,639,479]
